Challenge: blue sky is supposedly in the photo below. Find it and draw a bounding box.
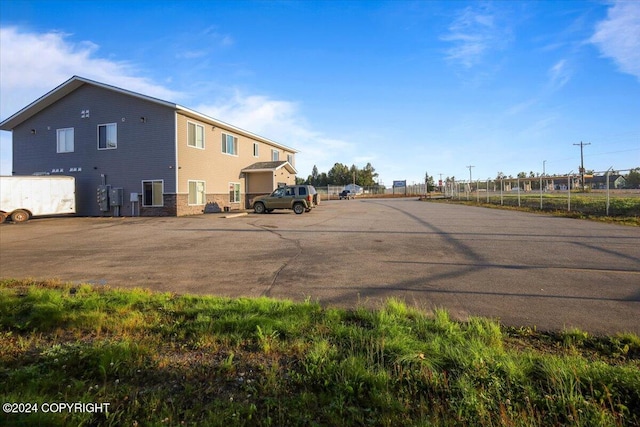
[1,0,639,186]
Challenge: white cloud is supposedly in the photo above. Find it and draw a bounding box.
[194,92,355,176]
[548,59,572,90]
[441,5,510,69]
[0,26,351,177]
[505,98,538,116]
[590,1,640,80]
[201,26,234,47]
[174,26,234,60]
[0,26,183,174]
[517,114,559,140]
[0,27,181,117]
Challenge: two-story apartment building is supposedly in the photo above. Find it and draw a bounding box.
[0,76,298,216]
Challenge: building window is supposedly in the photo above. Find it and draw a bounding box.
[98,123,117,149]
[57,128,74,153]
[271,149,279,161]
[188,180,206,205]
[229,182,241,203]
[187,122,204,149]
[253,142,259,157]
[287,154,294,165]
[142,180,163,206]
[222,133,238,155]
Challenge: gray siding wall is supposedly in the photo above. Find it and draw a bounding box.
[12,84,176,216]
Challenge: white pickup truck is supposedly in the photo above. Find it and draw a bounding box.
[0,176,76,223]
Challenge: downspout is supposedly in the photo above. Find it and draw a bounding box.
[244,173,249,209]
[174,112,179,215]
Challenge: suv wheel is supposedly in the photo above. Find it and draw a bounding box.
[254,202,266,214]
[293,203,305,215]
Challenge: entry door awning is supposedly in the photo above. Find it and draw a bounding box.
[241,161,297,175]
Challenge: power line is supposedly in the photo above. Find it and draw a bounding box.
[585,148,640,157]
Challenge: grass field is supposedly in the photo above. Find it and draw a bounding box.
[1,279,639,426]
[427,191,640,226]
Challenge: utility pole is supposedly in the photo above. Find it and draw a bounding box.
[573,141,591,191]
[466,165,474,193]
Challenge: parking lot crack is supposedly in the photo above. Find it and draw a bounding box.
[251,223,303,297]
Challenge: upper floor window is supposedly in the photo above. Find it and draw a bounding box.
[253,142,259,157]
[271,149,279,161]
[98,123,117,150]
[188,122,204,149]
[222,133,238,155]
[287,154,294,165]
[57,128,74,153]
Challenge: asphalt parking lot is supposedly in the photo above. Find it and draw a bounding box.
[1,198,639,335]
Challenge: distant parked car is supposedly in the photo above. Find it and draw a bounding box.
[339,190,355,200]
[252,185,318,214]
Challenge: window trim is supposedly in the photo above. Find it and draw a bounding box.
[97,123,117,150]
[188,180,206,206]
[142,180,164,207]
[229,182,241,203]
[221,132,238,156]
[187,121,205,149]
[253,142,259,157]
[56,127,74,153]
[271,149,279,161]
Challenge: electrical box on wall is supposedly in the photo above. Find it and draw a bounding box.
[97,185,110,211]
[109,188,123,207]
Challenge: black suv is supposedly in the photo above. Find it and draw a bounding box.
[339,190,356,200]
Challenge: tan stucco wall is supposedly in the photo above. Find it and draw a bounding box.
[246,172,274,194]
[274,168,296,187]
[175,112,296,211]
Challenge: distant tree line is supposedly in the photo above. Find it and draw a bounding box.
[626,168,640,188]
[298,163,380,187]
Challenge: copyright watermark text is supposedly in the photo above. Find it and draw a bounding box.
[3,402,110,414]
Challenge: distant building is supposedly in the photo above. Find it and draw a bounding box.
[0,76,298,216]
[588,175,626,190]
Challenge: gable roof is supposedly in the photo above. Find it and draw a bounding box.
[241,161,297,174]
[588,175,625,184]
[0,76,175,130]
[0,76,298,153]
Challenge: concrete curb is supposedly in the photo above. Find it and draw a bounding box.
[223,212,249,219]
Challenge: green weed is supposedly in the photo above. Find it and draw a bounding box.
[0,279,638,426]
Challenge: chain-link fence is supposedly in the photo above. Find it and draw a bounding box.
[316,184,429,200]
[313,168,639,216]
[317,185,387,200]
[439,168,640,216]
